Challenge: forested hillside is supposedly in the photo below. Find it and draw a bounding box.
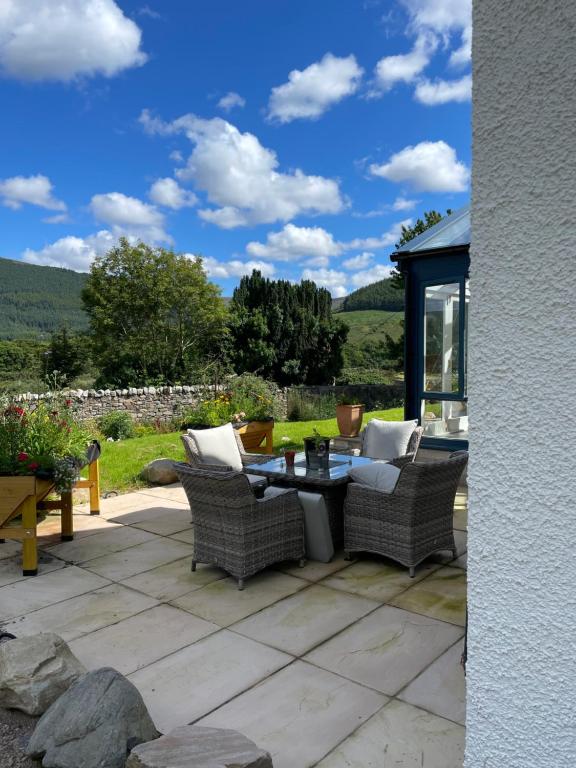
[0,257,88,339]
[340,276,404,312]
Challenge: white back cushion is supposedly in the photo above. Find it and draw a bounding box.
[187,423,242,471]
[362,419,418,461]
[348,461,401,492]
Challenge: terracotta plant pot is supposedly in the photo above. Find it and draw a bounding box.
[336,404,365,437]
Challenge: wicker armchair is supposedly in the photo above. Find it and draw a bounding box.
[334,426,424,468]
[344,451,468,577]
[181,429,269,494]
[173,461,305,589]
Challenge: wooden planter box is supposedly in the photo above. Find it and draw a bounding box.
[234,420,274,454]
[0,460,100,577]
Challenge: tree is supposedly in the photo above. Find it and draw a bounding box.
[229,272,348,385]
[46,327,84,382]
[82,239,228,387]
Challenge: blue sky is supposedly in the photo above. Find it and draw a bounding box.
[0,0,471,297]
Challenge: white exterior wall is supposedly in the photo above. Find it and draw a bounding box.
[468,2,576,766]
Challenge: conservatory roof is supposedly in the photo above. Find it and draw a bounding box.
[394,204,470,256]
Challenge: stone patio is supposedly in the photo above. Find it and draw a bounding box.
[0,484,467,767]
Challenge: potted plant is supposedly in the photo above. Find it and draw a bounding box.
[303,428,331,470]
[335,395,365,438]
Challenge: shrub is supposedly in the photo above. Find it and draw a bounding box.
[287,390,336,422]
[97,411,135,440]
[181,374,282,429]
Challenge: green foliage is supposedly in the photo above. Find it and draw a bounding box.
[0,257,88,340]
[46,327,85,381]
[229,271,348,385]
[97,411,135,441]
[287,390,337,422]
[181,373,282,428]
[336,367,399,385]
[341,278,404,313]
[0,396,92,490]
[338,310,404,370]
[82,239,228,388]
[0,339,46,390]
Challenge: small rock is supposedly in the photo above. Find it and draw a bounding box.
[140,459,178,485]
[0,634,85,716]
[126,725,272,768]
[27,667,158,768]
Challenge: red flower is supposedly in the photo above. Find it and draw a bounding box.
[5,405,25,418]
[17,452,29,462]
[28,462,39,472]
[65,399,72,407]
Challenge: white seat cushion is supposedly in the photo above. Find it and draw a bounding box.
[362,419,418,461]
[187,423,242,471]
[348,461,401,492]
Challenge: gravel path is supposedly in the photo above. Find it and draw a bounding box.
[0,708,37,768]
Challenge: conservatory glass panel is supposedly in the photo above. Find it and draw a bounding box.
[422,399,468,440]
[424,283,461,393]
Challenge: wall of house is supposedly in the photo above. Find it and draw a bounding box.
[469,2,576,766]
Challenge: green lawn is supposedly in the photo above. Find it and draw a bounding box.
[97,407,404,494]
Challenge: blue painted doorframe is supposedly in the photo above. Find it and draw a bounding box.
[397,247,470,451]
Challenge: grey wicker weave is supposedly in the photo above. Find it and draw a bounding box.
[333,425,424,468]
[344,450,468,577]
[173,461,305,590]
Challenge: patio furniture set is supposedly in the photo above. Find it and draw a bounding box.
[176,420,468,589]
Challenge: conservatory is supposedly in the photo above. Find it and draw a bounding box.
[392,205,470,451]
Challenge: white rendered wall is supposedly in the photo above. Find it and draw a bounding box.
[468,2,576,766]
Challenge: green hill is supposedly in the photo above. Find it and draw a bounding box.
[0,257,88,339]
[340,277,404,312]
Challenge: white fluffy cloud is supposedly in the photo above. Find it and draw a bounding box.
[90,192,169,243]
[0,175,66,211]
[301,268,348,298]
[0,0,146,82]
[246,224,342,267]
[414,74,471,105]
[22,230,115,272]
[140,110,345,228]
[148,178,198,209]
[370,141,469,192]
[393,196,418,211]
[217,92,246,112]
[372,34,436,93]
[401,0,471,36]
[350,264,394,288]
[345,219,412,251]
[267,53,363,123]
[343,252,374,271]
[199,257,275,279]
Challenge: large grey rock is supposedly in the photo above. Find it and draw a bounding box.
[27,667,158,768]
[126,726,272,768]
[140,458,178,485]
[0,634,85,716]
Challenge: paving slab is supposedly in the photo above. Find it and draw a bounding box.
[69,604,219,675]
[1,582,158,640]
[0,551,66,588]
[128,630,292,732]
[322,558,440,602]
[276,551,355,582]
[82,537,193,581]
[126,505,193,536]
[168,528,195,544]
[199,661,386,768]
[305,605,463,695]
[232,584,379,656]
[399,638,466,725]
[98,492,170,518]
[36,512,122,540]
[137,485,188,504]
[391,566,467,626]
[316,699,465,768]
[121,558,225,601]
[46,525,156,563]
[172,571,308,627]
[0,566,110,621]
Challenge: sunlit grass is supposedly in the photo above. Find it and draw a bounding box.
[98,407,404,494]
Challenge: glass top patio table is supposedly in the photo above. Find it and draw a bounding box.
[245,452,375,487]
